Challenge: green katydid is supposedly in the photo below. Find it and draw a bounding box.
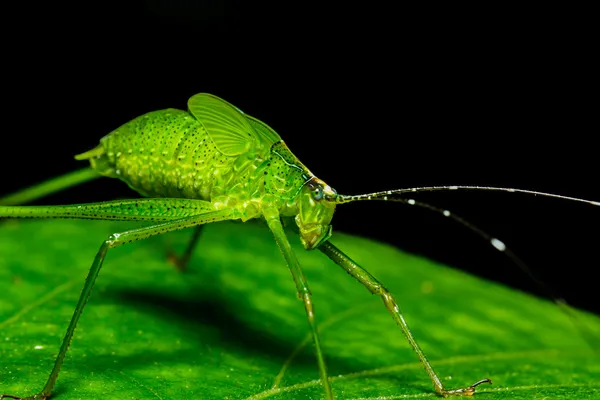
[0,93,598,400]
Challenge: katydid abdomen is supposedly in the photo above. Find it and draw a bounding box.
[76,107,315,220]
[77,109,264,201]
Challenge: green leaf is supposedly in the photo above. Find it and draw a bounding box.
[1,219,599,399]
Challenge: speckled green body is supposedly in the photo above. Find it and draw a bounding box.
[85,109,314,221]
[70,93,338,249]
[6,93,581,400]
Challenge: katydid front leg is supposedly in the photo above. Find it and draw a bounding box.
[319,240,492,397]
[0,199,239,400]
[265,209,335,399]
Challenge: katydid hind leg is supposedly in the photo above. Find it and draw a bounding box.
[0,168,101,206]
[0,198,220,221]
[167,224,204,271]
[319,240,492,397]
[0,209,236,400]
[266,215,335,400]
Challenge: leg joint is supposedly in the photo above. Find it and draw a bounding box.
[296,287,312,299]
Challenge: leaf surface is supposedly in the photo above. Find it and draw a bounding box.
[1,220,599,399]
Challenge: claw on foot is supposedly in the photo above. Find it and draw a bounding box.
[442,378,492,397]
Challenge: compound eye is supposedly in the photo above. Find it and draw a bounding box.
[312,186,324,201]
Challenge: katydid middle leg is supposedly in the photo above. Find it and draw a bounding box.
[0,200,238,400]
[318,240,492,397]
[167,224,204,271]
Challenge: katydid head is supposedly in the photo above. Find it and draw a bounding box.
[295,177,337,250]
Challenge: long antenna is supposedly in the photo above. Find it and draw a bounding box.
[337,186,600,207]
[334,190,599,351]
[369,196,559,298]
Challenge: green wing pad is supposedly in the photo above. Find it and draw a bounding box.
[188,93,255,156]
[245,115,282,148]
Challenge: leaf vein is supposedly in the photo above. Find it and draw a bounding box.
[249,349,592,399]
[0,278,80,329]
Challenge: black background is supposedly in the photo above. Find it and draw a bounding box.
[1,2,598,315]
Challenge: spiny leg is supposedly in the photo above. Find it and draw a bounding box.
[318,240,491,397]
[1,207,236,400]
[167,224,204,271]
[265,212,334,400]
[0,197,220,221]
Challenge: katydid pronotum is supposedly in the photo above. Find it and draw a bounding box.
[0,93,598,400]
